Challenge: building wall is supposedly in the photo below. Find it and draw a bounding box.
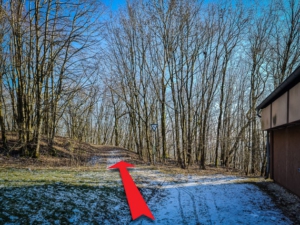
[289,82,300,122]
[271,92,288,127]
[261,105,271,130]
[272,126,300,197]
[261,82,300,131]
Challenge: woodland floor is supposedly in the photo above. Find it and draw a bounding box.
[0,136,299,224]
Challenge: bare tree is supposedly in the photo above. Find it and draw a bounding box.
[1,0,104,157]
[270,0,300,88]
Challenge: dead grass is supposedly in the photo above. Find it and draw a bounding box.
[150,159,248,178]
[0,133,279,180]
[1,134,251,178]
[1,134,299,224]
[0,134,143,169]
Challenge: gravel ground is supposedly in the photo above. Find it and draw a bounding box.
[255,181,300,224]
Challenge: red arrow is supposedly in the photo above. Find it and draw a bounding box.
[108,161,155,220]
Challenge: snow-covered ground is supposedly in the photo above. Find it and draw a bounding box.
[108,150,291,224]
[0,150,291,224]
[131,173,290,224]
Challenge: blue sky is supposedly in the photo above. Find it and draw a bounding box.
[102,0,254,11]
[103,0,126,11]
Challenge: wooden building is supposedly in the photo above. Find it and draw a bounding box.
[257,65,300,197]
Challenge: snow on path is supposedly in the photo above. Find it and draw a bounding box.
[0,150,292,224]
[106,149,126,167]
[103,150,291,224]
[129,174,291,225]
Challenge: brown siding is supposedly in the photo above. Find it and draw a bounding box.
[286,126,300,197]
[289,82,300,123]
[261,105,271,130]
[272,93,288,127]
[273,128,287,186]
[273,126,300,197]
[270,131,274,179]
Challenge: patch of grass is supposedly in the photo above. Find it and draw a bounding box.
[0,165,169,224]
[0,168,113,187]
[0,168,131,224]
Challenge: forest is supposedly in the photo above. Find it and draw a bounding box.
[0,0,299,175]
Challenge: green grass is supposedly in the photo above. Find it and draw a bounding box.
[0,168,121,187]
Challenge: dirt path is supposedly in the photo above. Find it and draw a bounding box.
[0,148,297,224]
[103,150,291,224]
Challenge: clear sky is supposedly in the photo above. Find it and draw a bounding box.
[103,0,126,11]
